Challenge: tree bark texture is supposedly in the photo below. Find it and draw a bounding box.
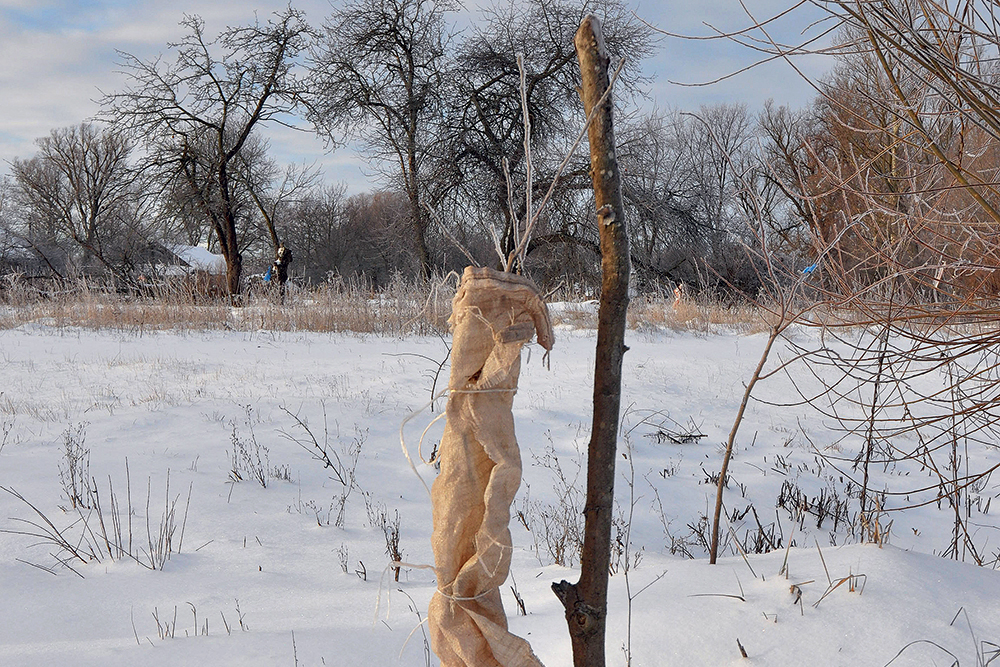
[552,14,630,667]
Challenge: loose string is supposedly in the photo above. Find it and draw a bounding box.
[398,387,449,500]
[416,411,447,469]
[399,385,519,501]
[398,614,430,661]
[374,527,516,631]
[376,528,515,627]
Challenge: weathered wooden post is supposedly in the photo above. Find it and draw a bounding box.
[552,13,630,667]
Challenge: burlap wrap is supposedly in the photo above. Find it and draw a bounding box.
[428,266,554,667]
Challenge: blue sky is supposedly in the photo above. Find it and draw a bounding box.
[0,0,832,194]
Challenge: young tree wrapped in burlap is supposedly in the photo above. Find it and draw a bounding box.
[428,265,554,667]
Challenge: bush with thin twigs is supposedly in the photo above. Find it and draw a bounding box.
[517,439,586,567]
[58,422,94,510]
[228,406,291,489]
[336,544,350,574]
[362,496,403,582]
[776,479,853,534]
[0,417,16,454]
[144,471,192,570]
[381,509,403,583]
[149,599,247,642]
[278,407,365,527]
[0,462,191,575]
[289,495,335,527]
[783,324,998,562]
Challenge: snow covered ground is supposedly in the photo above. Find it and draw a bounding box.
[0,321,997,666]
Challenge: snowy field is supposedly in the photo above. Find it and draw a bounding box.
[0,318,997,666]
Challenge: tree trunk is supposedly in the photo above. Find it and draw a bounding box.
[224,243,242,297]
[216,163,243,298]
[405,182,432,281]
[414,209,432,281]
[406,128,432,281]
[219,212,242,298]
[552,15,630,667]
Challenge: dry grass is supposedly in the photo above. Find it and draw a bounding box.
[0,274,766,334]
[0,274,452,335]
[626,294,768,333]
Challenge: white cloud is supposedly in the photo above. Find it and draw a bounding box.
[101,0,331,48]
[0,26,107,162]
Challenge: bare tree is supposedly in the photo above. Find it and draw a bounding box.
[618,105,777,294]
[103,8,313,296]
[278,185,414,286]
[309,0,454,280]
[279,183,350,284]
[756,100,820,253]
[443,0,653,269]
[340,189,417,284]
[0,177,27,275]
[9,123,147,282]
[237,152,318,258]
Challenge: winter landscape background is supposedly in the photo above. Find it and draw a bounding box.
[0,300,997,666]
[2,0,1000,663]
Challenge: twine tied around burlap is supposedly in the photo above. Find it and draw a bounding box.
[421,266,553,667]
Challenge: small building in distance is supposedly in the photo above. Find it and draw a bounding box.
[149,244,227,297]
